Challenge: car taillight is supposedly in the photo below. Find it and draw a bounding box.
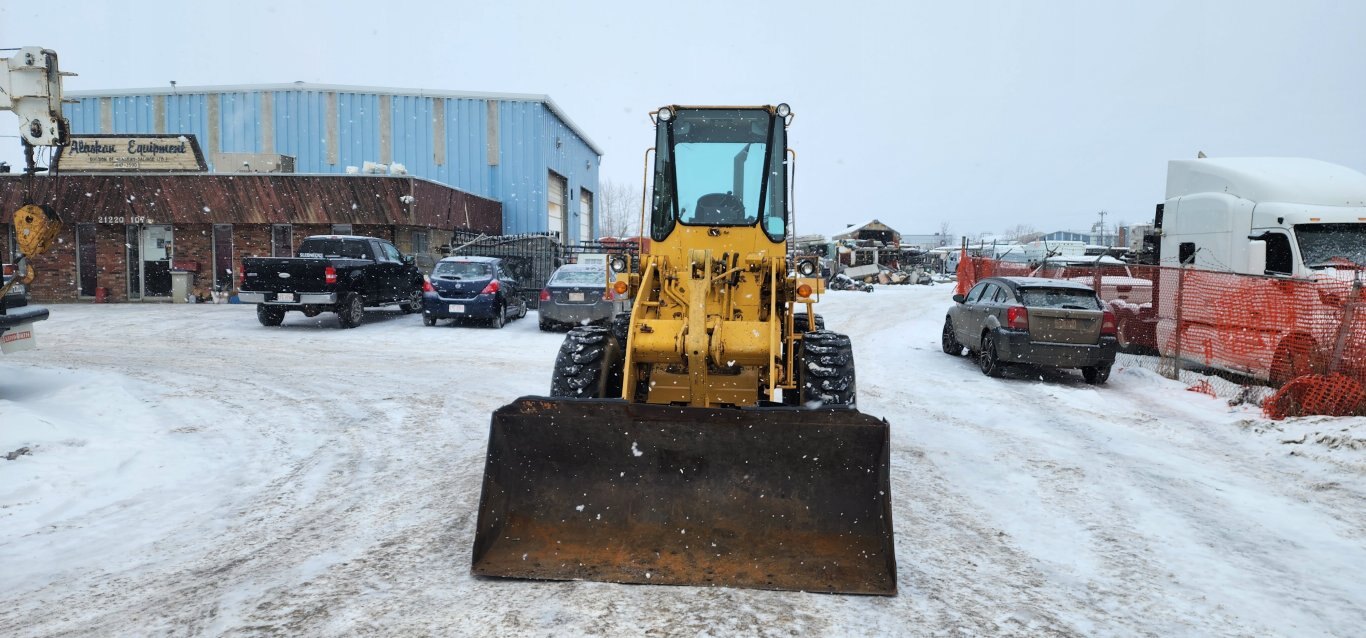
[482,280,500,295]
[2,264,13,277]
[540,288,550,302]
[422,277,434,293]
[325,266,337,285]
[240,265,247,287]
[1007,305,1029,330]
[602,289,614,301]
[1101,310,1117,336]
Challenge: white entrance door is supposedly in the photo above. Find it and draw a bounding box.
[579,189,593,242]
[548,171,567,240]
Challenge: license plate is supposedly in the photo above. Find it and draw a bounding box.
[1056,318,1079,330]
[0,323,36,353]
[276,293,295,302]
[449,304,465,313]
[568,292,585,302]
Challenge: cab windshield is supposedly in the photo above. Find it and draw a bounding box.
[1296,223,1366,268]
[651,108,787,242]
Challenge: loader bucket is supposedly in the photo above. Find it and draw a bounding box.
[471,397,896,595]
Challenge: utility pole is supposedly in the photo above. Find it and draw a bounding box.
[1097,210,1109,246]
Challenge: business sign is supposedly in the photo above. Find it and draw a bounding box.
[62,134,208,172]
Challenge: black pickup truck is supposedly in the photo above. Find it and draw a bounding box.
[238,235,425,328]
[1,263,49,353]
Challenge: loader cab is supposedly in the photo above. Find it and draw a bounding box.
[649,105,790,245]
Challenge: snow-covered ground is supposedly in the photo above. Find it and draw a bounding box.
[2,286,1363,637]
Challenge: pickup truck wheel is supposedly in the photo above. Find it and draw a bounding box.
[490,304,505,329]
[256,305,285,327]
[337,294,364,329]
[400,289,422,314]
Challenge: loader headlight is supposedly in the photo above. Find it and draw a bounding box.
[609,254,629,273]
[776,103,791,117]
[796,258,817,277]
[657,106,674,122]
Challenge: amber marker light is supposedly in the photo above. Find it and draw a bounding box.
[614,281,629,295]
[796,284,812,298]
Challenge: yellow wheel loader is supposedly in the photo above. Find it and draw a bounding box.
[472,105,896,595]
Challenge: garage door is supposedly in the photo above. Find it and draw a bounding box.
[579,189,594,242]
[548,171,567,240]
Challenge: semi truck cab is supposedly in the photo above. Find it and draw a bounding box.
[1160,158,1366,277]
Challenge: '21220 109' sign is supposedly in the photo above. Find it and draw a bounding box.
[62,134,208,172]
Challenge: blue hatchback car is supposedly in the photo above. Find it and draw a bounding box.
[421,256,528,328]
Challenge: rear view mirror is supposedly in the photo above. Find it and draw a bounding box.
[952,293,966,304]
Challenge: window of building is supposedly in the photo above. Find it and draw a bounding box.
[411,229,429,255]
[271,224,293,257]
[76,224,98,297]
[331,224,353,235]
[213,225,234,291]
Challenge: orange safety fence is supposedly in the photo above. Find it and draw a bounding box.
[956,256,1366,418]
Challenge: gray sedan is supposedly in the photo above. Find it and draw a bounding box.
[538,265,624,331]
[942,276,1118,384]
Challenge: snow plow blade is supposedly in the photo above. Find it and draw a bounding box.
[471,397,896,595]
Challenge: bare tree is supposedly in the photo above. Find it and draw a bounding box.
[597,178,643,238]
[1002,223,1037,242]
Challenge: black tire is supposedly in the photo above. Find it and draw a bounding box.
[610,311,632,342]
[517,301,528,319]
[979,331,1005,377]
[549,325,624,398]
[1082,363,1112,385]
[422,314,437,327]
[337,293,364,329]
[941,316,963,356]
[798,330,856,406]
[490,304,506,329]
[1269,336,1325,387]
[256,305,285,327]
[539,318,554,332]
[400,288,422,314]
[793,313,825,333]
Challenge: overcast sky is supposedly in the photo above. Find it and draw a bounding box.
[3,0,1364,239]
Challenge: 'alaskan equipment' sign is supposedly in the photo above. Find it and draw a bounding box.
[63,134,208,172]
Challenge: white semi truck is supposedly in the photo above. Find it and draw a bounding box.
[1118,157,1366,383]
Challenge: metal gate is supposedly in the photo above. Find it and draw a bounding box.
[445,231,642,308]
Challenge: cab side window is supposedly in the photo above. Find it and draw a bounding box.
[380,242,402,263]
[978,283,1000,304]
[1265,233,1293,275]
[966,283,989,303]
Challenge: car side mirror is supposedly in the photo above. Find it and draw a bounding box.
[952,293,966,304]
[403,255,415,266]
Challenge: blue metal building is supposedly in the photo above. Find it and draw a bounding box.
[62,83,603,240]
